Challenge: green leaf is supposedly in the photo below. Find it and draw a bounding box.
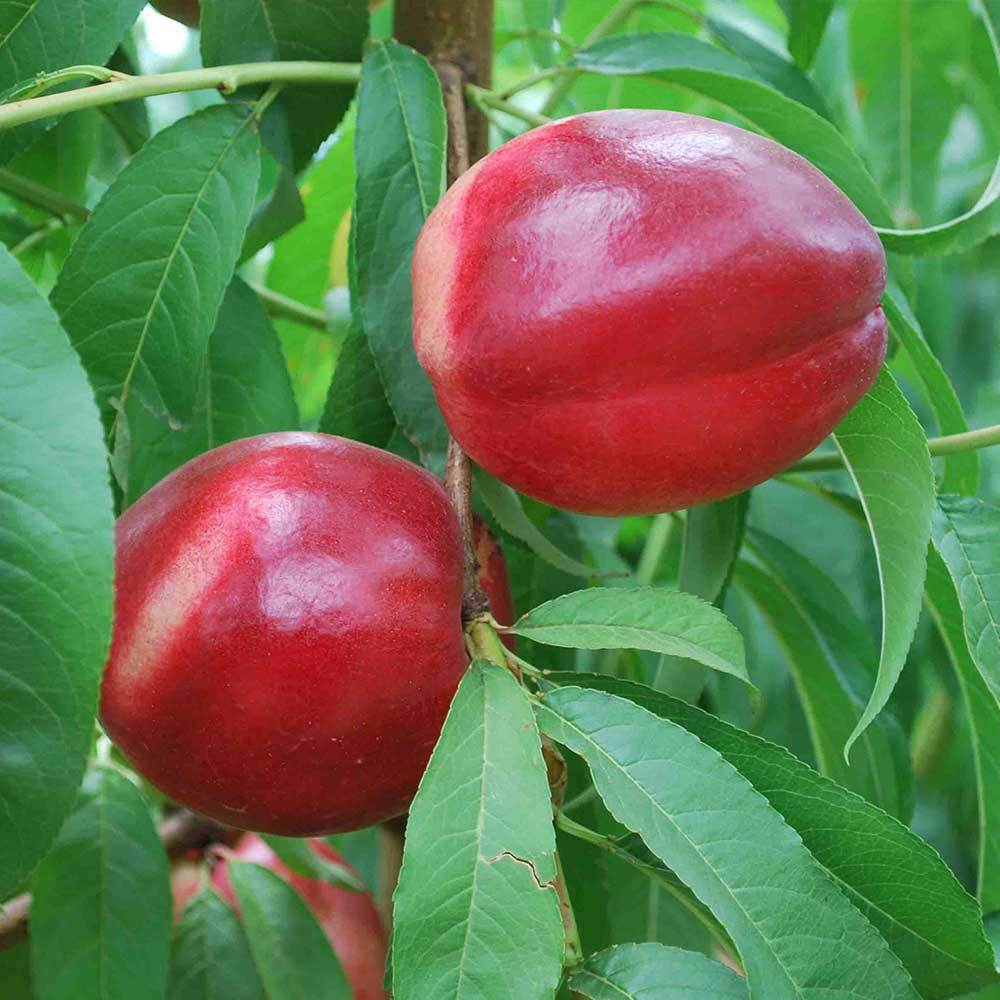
[925,545,1000,914]
[571,32,889,225]
[777,0,833,67]
[570,943,747,999]
[258,836,365,892]
[392,661,564,1000]
[0,245,113,900]
[475,468,595,577]
[320,331,396,447]
[832,368,934,754]
[0,939,31,1000]
[354,40,448,463]
[169,888,265,1000]
[537,686,919,999]
[883,285,978,495]
[124,275,299,503]
[932,496,1000,706]
[0,0,147,163]
[547,672,998,999]
[735,556,909,820]
[228,861,350,1000]
[513,587,749,686]
[50,104,261,488]
[30,767,172,1000]
[853,1,998,255]
[201,0,367,170]
[653,493,748,701]
[707,17,830,118]
[266,119,355,425]
[745,528,912,819]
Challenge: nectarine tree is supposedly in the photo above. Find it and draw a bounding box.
[2,0,1000,998]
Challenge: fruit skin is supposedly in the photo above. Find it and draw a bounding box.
[213,836,388,1000]
[151,0,200,27]
[472,514,516,647]
[413,109,888,516]
[100,432,466,835]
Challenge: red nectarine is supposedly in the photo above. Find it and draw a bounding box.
[413,110,887,515]
[101,433,467,835]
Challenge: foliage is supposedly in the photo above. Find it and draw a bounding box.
[1,1,1000,998]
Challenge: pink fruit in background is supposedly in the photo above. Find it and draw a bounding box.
[100,433,467,835]
[413,109,887,516]
[214,836,388,1000]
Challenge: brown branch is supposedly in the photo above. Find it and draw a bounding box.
[394,0,493,165]
[0,810,231,950]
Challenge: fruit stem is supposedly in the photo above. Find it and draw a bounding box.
[0,61,362,132]
[790,421,1000,473]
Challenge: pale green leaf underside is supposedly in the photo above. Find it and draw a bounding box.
[933,496,1000,707]
[513,587,749,686]
[392,661,563,1000]
[546,672,996,1000]
[538,686,918,1000]
[833,368,934,754]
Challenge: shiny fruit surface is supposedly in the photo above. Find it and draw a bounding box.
[413,109,888,515]
[100,432,466,835]
[214,835,387,1000]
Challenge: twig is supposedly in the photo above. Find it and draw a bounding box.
[790,421,1000,473]
[248,281,329,332]
[0,61,361,132]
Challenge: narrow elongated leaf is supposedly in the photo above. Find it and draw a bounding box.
[169,888,265,1000]
[0,0,147,163]
[513,587,749,686]
[571,33,889,224]
[392,661,564,1000]
[354,40,448,463]
[30,767,172,1000]
[124,275,299,503]
[538,687,919,999]
[925,546,1000,913]
[258,836,364,892]
[51,104,261,487]
[267,120,355,424]
[320,331,396,446]
[707,17,830,117]
[735,553,909,820]
[851,1,973,239]
[833,368,934,753]
[475,468,595,577]
[932,496,1000,704]
[228,861,350,1000]
[777,0,833,67]
[201,0,366,169]
[653,493,748,701]
[884,286,978,495]
[0,245,113,899]
[570,943,747,999]
[546,673,998,999]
